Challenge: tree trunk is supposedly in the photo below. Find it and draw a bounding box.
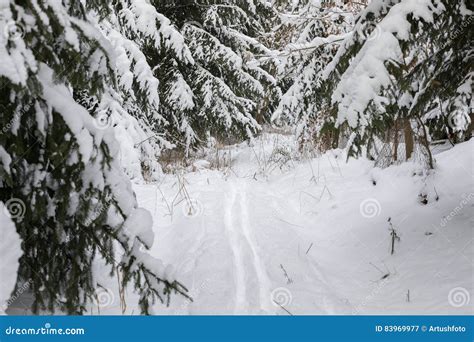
[404,118,414,160]
[468,113,474,141]
[255,95,269,124]
[393,120,399,161]
[332,127,340,149]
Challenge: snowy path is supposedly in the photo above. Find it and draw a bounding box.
[238,183,274,313]
[223,180,273,313]
[129,136,473,315]
[135,172,357,315]
[224,181,247,312]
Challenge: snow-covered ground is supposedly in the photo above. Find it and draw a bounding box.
[10,134,469,316]
[0,203,23,314]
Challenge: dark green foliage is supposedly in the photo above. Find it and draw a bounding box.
[321,0,473,163]
[1,0,187,314]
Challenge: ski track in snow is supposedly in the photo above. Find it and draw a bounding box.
[224,179,273,313]
[136,167,358,314]
[239,184,273,313]
[224,181,247,313]
[192,175,348,315]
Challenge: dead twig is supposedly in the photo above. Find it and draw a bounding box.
[273,300,293,316]
[280,264,293,284]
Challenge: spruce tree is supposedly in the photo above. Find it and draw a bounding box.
[271,0,364,153]
[152,0,282,151]
[0,0,187,314]
[320,0,473,167]
[71,0,189,181]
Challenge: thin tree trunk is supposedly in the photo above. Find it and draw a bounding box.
[404,118,414,160]
[468,113,474,141]
[332,127,340,149]
[393,119,399,161]
[415,115,434,169]
[255,95,268,124]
